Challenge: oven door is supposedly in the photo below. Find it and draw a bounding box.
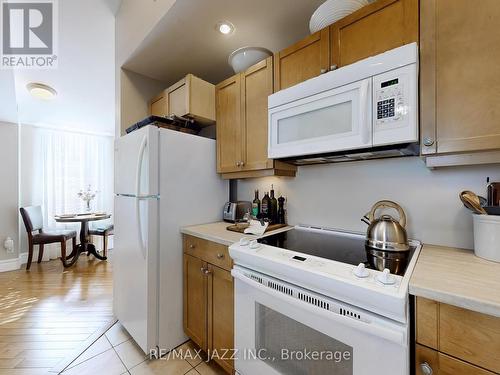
[232,267,409,375]
[268,78,372,159]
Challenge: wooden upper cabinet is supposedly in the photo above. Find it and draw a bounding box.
[150,93,168,117]
[149,74,215,125]
[420,0,500,156]
[274,28,330,91]
[216,57,296,178]
[241,57,274,171]
[216,74,242,174]
[330,0,418,68]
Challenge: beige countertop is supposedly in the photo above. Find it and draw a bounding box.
[180,221,293,247]
[410,244,500,318]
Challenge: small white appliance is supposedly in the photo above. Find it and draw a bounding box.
[268,43,418,164]
[114,126,228,354]
[229,225,421,375]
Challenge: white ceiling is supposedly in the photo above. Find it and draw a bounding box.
[123,0,326,86]
[4,0,116,135]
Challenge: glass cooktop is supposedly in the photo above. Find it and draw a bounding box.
[257,227,416,272]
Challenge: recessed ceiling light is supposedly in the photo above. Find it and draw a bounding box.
[216,21,235,35]
[27,83,57,100]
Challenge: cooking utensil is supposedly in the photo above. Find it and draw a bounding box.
[459,191,487,215]
[362,200,410,275]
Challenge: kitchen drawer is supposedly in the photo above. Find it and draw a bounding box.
[416,344,495,375]
[439,303,500,373]
[415,297,500,373]
[183,235,232,271]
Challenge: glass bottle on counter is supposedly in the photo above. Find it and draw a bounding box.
[270,185,278,224]
[252,190,261,218]
[261,192,271,220]
[277,196,286,224]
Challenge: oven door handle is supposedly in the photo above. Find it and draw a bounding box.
[232,269,406,346]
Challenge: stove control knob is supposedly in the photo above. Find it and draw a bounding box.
[353,263,369,278]
[239,238,250,247]
[377,268,396,285]
[249,240,261,250]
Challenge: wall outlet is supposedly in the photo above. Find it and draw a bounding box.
[4,237,14,253]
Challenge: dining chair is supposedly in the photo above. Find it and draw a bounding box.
[89,224,114,257]
[19,206,78,270]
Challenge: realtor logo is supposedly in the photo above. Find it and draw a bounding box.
[1,0,58,69]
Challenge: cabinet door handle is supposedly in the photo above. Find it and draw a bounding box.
[420,362,433,375]
[240,161,245,167]
[423,137,434,147]
[200,267,212,275]
[236,161,241,167]
[216,253,225,259]
[189,244,195,249]
[320,68,327,74]
[330,65,338,71]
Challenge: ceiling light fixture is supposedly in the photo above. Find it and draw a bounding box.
[27,82,57,100]
[216,21,235,35]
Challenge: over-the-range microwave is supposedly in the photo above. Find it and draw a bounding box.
[268,43,418,165]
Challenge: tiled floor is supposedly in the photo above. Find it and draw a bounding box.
[62,322,228,375]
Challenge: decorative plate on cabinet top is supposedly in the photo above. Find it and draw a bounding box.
[309,0,369,34]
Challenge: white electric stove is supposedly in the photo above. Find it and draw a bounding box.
[229,225,421,375]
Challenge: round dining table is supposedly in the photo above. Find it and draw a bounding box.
[54,213,111,267]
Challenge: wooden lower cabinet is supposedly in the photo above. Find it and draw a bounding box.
[183,254,207,350]
[416,344,495,375]
[208,264,234,373]
[415,297,500,374]
[183,235,234,374]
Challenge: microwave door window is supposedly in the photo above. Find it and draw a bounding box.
[277,101,353,144]
[255,303,353,375]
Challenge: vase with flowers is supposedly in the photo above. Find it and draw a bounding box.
[78,185,98,212]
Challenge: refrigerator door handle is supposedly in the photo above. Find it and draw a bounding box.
[136,135,148,197]
[136,198,147,260]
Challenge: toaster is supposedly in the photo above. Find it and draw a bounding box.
[223,201,252,223]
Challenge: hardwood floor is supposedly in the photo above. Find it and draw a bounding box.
[0,255,113,374]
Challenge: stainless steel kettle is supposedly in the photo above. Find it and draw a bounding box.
[363,200,409,251]
[362,200,410,275]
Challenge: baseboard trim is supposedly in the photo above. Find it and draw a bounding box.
[0,257,22,272]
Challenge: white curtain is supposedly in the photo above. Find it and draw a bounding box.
[30,127,114,259]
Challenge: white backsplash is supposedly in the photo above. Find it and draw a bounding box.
[237,157,500,250]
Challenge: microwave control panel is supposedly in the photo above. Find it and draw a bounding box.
[374,75,407,124]
[372,63,418,146]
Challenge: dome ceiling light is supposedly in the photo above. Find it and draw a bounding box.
[27,82,57,100]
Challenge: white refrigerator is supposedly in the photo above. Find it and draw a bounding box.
[114,126,228,354]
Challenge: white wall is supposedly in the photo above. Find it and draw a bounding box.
[237,157,500,250]
[115,0,176,67]
[0,122,19,261]
[119,69,166,135]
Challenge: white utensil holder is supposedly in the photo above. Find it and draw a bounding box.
[473,214,500,262]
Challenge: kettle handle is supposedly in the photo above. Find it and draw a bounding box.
[367,200,407,228]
